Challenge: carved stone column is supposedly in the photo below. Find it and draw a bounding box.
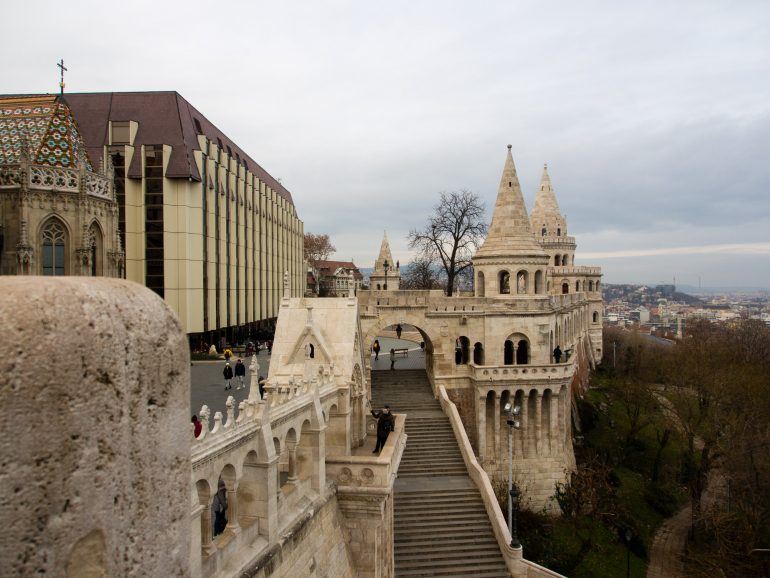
[519,393,529,458]
[200,503,216,556]
[550,389,560,455]
[477,395,486,460]
[287,442,298,483]
[534,391,543,455]
[226,484,240,534]
[493,392,501,462]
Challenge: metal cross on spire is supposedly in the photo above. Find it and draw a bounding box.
[57,59,67,95]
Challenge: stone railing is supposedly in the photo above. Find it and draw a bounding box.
[0,163,113,201]
[470,360,576,383]
[437,385,567,578]
[326,413,406,491]
[549,266,601,276]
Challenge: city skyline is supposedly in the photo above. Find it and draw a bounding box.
[5,0,768,287]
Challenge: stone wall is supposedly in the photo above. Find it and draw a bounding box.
[239,490,355,578]
[446,386,478,452]
[0,277,190,577]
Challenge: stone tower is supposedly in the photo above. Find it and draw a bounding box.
[530,164,576,269]
[473,145,550,297]
[369,230,400,290]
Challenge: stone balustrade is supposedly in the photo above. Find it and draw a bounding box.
[549,265,601,275]
[0,163,113,200]
[470,359,575,383]
[326,413,406,491]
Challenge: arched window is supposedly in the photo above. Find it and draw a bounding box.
[554,254,561,266]
[541,227,546,236]
[477,271,485,297]
[41,219,67,276]
[534,270,543,294]
[575,280,580,292]
[309,343,315,358]
[504,340,514,365]
[516,340,529,365]
[588,280,594,292]
[89,222,103,277]
[473,342,484,365]
[516,270,528,294]
[456,336,470,365]
[557,227,561,236]
[376,284,381,290]
[499,271,510,294]
[561,282,569,294]
[593,311,599,323]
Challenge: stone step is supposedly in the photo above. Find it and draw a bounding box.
[394,562,509,578]
[395,538,498,552]
[395,547,503,563]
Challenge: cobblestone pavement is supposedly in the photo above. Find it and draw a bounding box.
[190,350,272,417]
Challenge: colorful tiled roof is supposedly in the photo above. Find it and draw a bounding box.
[0,95,92,170]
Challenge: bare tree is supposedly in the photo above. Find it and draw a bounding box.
[303,233,336,268]
[408,190,487,296]
[400,257,442,290]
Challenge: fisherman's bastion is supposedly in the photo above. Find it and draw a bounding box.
[1,145,602,577]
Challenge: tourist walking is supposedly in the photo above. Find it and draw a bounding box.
[396,324,403,339]
[389,348,396,370]
[370,404,395,454]
[553,345,562,364]
[373,339,381,360]
[212,478,228,536]
[223,362,234,390]
[192,415,202,438]
[258,376,266,399]
[234,358,246,389]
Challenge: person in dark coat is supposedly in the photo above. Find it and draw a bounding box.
[370,404,395,454]
[553,345,562,364]
[192,415,202,438]
[223,362,234,390]
[212,478,228,536]
[234,358,246,389]
[373,339,381,360]
[396,324,403,339]
[258,375,266,399]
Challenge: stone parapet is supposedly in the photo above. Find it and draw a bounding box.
[0,162,113,200]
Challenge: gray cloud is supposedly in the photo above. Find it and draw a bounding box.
[5,1,769,286]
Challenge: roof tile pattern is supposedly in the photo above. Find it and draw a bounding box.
[0,95,92,169]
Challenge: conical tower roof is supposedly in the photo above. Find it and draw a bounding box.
[374,230,395,271]
[530,164,566,235]
[474,146,547,260]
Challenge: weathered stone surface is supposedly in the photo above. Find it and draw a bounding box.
[0,277,190,577]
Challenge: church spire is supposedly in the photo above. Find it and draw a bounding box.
[530,163,567,237]
[475,145,546,259]
[376,230,394,269]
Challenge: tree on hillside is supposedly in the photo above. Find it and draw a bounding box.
[400,256,442,290]
[408,190,487,296]
[303,233,336,268]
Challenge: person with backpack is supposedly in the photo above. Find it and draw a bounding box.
[373,339,381,360]
[212,478,228,536]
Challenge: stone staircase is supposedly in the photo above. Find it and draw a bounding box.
[371,369,510,578]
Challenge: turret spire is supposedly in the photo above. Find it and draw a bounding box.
[530,163,567,237]
[474,146,546,259]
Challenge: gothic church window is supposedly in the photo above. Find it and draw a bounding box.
[41,219,67,276]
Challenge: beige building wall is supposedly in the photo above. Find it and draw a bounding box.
[107,124,304,339]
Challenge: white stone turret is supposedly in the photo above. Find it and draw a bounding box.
[369,230,400,290]
[530,164,577,268]
[473,146,549,298]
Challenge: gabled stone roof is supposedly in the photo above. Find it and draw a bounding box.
[0,95,92,170]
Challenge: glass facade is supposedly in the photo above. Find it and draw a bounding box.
[144,145,164,297]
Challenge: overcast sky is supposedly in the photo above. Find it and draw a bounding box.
[5,1,769,288]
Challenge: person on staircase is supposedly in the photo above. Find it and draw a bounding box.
[370,404,395,454]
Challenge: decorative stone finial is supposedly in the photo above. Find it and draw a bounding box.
[507,144,512,150]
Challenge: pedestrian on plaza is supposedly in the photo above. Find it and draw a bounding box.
[223,362,234,390]
[212,478,228,536]
[258,375,266,399]
[373,339,381,360]
[553,345,562,364]
[396,324,403,339]
[234,358,246,389]
[192,415,202,438]
[369,403,395,454]
[389,348,396,371]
